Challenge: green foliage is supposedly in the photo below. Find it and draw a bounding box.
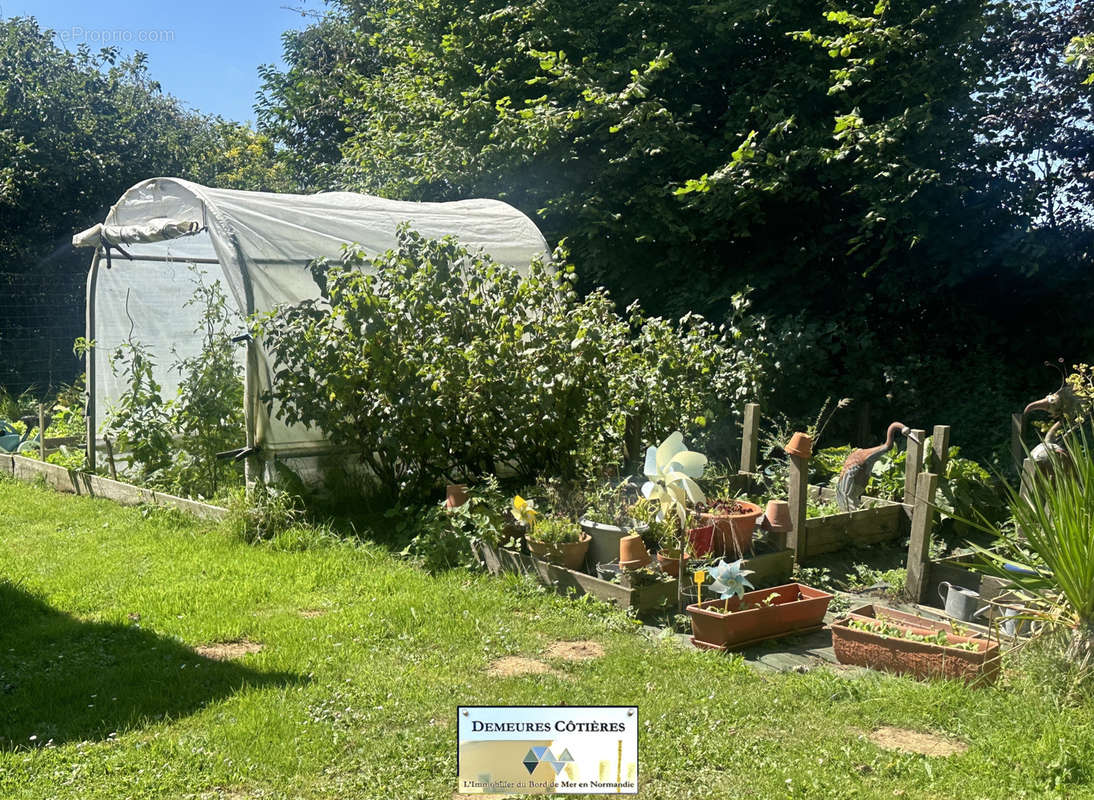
[966,429,1094,657]
[256,8,382,189]
[259,228,767,500]
[103,270,245,498]
[256,0,1094,467]
[104,340,175,481]
[170,274,247,497]
[1068,34,1094,84]
[847,564,907,597]
[845,618,980,652]
[527,516,582,545]
[395,477,515,572]
[225,484,304,545]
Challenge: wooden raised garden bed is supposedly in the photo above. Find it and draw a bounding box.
[473,538,794,614]
[830,604,1001,686]
[471,539,677,612]
[798,486,908,559]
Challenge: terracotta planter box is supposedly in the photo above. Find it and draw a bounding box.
[687,582,832,651]
[830,604,1001,686]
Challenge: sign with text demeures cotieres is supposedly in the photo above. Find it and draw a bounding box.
[457,706,638,795]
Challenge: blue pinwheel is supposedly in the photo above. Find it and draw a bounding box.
[707,558,754,600]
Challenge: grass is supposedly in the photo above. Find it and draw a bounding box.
[2,479,1094,799]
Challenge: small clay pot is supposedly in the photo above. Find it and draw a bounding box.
[445,483,469,509]
[618,533,651,570]
[656,550,685,576]
[763,500,793,533]
[785,432,812,459]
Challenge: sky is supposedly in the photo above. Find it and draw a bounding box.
[0,0,328,124]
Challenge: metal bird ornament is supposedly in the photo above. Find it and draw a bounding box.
[1022,381,1076,475]
[836,422,920,511]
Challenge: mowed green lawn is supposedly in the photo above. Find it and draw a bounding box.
[1,479,1092,800]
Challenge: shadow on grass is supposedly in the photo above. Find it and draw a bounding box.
[0,580,302,748]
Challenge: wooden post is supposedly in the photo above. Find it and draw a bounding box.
[930,424,950,477]
[38,404,46,461]
[740,403,760,474]
[903,428,926,505]
[1011,413,1024,476]
[787,451,809,562]
[905,471,939,603]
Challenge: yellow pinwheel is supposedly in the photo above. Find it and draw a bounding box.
[511,495,538,533]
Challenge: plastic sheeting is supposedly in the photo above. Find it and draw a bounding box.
[81,177,549,466]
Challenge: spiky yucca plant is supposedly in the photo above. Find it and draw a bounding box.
[967,429,1094,663]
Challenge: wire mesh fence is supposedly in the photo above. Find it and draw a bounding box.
[0,271,85,397]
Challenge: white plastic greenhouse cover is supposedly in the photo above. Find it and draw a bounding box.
[78,177,549,473]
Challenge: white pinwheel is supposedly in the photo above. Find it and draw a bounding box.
[707,558,754,600]
[641,431,707,527]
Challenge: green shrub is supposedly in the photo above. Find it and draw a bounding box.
[259,227,768,500]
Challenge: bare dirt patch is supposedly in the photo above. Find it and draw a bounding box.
[194,640,264,661]
[298,608,329,619]
[544,640,605,661]
[869,726,967,757]
[486,656,565,679]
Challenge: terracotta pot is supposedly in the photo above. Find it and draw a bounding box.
[618,533,651,569]
[699,501,763,558]
[830,604,1000,686]
[527,533,591,570]
[785,432,812,459]
[580,518,648,568]
[763,500,793,533]
[686,524,715,558]
[445,483,469,509]
[687,583,832,650]
[656,550,689,576]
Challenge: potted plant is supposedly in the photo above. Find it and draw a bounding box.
[629,496,684,573]
[687,559,833,650]
[581,481,649,569]
[523,513,591,571]
[830,604,1000,685]
[696,498,764,558]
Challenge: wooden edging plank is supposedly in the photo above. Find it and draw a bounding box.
[2,454,227,521]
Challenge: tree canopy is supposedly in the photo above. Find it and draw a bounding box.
[253,0,1094,456]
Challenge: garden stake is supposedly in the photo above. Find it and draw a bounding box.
[694,569,706,606]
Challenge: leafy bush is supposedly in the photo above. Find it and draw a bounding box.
[396,477,515,573]
[259,227,768,500]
